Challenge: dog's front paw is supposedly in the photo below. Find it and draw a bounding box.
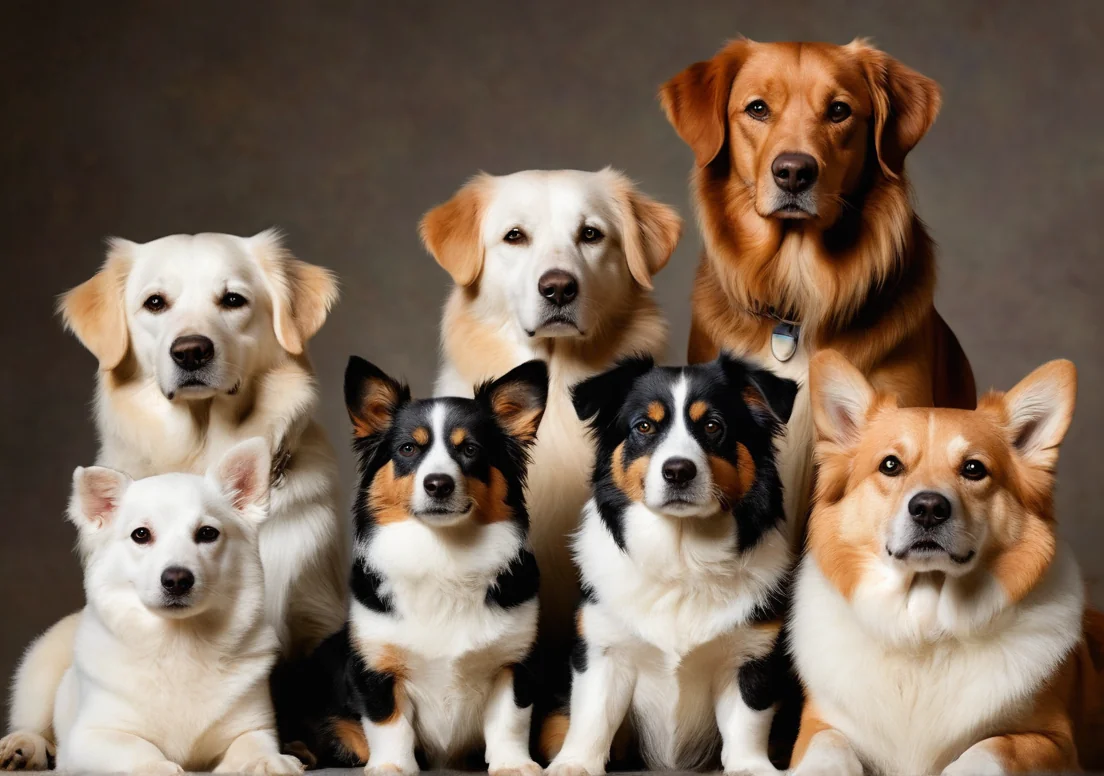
[545,757,604,776]
[490,758,543,776]
[131,761,185,776]
[238,753,306,776]
[723,756,779,776]
[942,744,1004,776]
[0,732,54,771]
[792,732,862,776]
[364,761,418,776]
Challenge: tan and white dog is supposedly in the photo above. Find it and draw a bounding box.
[420,168,682,649]
[790,351,1104,775]
[2,231,346,769]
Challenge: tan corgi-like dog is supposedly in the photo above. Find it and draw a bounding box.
[790,351,1104,776]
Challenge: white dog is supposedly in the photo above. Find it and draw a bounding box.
[421,169,682,649]
[2,231,346,767]
[1,439,302,775]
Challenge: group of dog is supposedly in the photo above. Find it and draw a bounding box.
[2,36,1103,776]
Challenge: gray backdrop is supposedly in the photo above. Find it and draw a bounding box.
[2,1,1102,725]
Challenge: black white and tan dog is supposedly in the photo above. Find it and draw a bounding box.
[274,357,548,775]
[544,354,797,775]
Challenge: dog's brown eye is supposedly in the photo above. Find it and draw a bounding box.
[399,443,417,457]
[462,443,480,458]
[703,420,722,436]
[961,460,988,481]
[131,527,152,545]
[828,101,852,123]
[143,295,167,313]
[634,420,655,435]
[745,100,770,120]
[220,292,248,309]
[195,526,220,544]
[879,455,903,476]
[504,228,527,245]
[579,226,604,244]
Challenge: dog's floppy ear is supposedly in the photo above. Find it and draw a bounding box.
[994,359,1077,473]
[208,437,271,523]
[605,169,682,291]
[476,360,549,446]
[572,354,655,434]
[345,356,410,440]
[69,465,132,530]
[420,175,492,287]
[810,350,880,448]
[719,353,798,428]
[250,229,339,356]
[851,39,941,180]
[58,240,134,371]
[660,39,750,168]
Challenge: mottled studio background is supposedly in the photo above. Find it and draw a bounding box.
[2,1,1102,724]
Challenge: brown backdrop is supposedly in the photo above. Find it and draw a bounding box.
[3,1,1102,724]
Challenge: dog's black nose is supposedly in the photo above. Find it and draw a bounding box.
[161,566,195,595]
[771,152,819,194]
[538,270,579,307]
[662,457,697,486]
[908,491,953,529]
[170,335,215,372]
[423,473,455,500]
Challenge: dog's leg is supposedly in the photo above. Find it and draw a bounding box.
[483,666,539,776]
[789,701,862,776]
[942,730,1077,776]
[715,671,778,776]
[360,693,417,776]
[546,642,634,776]
[215,729,305,776]
[61,729,181,775]
[1,613,81,770]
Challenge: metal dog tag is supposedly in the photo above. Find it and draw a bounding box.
[771,322,799,362]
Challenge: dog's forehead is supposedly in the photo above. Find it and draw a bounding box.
[862,408,1006,464]
[394,398,486,438]
[732,42,869,104]
[118,472,211,526]
[483,171,618,233]
[126,233,262,291]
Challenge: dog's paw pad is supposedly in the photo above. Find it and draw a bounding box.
[0,732,53,771]
[364,763,417,776]
[490,760,543,776]
[545,761,602,776]
[131,761,186,776]
[240,754,306,775]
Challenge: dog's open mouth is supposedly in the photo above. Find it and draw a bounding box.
[889,540,976,565]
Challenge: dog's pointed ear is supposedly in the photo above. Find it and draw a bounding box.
[851,39,941,180]
[476,360,549,446]
[420,175,492,287]
[209,438,271,523]
[572,355,655,433]
[605,169,682,290]
[996,360,1076,472]
[660,39,750,168]
[810,350,878,448]
[250,229,339,356]
[345,356,409,440]
[719,353,798,427]
[70,465,132,530]
[58,239,134,371]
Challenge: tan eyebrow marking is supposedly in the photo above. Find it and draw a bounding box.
[450,428,467,446]
[689,400,709,422]
[412,427,429,446]
[647,401,666,423]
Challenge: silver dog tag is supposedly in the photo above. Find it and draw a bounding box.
[771,322,799,362]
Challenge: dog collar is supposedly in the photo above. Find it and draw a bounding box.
[746,303,801,363]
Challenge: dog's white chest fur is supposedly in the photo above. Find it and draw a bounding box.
[791,548,1084,775]
[575,502,789,768]
[353,521,537,763]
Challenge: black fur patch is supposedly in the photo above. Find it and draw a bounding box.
[349,650,399,724]
[512,650,537,709]
[486,547,540,609]
[349,561,392,614]
[738,644,785,712]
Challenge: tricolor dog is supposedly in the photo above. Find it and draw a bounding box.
[545,355,797,775]
[791,351,1104,775]
[422,169,682,651]
[2,231,346,768]
[0,440,301,775]
[274,358,548,774]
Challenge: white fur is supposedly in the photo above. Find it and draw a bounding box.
[434,170,670,641]
[549,498,791,774]
[48,442,302,775]
[790,543,1085,776]
[351,515,538,772]
[5,232,346,758]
